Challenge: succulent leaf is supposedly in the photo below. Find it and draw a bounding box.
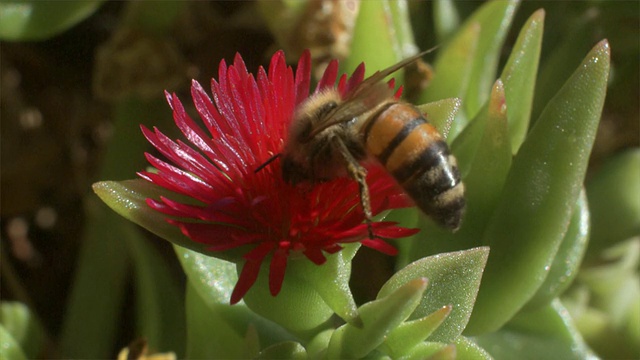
[466,40,610,334]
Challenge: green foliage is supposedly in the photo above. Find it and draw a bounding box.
[0,0,104,41]
[8,0,634,358]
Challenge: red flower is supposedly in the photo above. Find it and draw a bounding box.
[139,50,419,304]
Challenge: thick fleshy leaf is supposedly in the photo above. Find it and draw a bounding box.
[454,336,492,360]
[417,18,479,139]
[531,9,601,123]
[0,302,45,359]
[500,9,544,153]
[576,239,639,325]
[379,247,489,342]
[93,179,229,259]
[382,305,452,358]
[128,233,185,355]
[175,245,238,305]
[288,244,360,325]
[256,341,307,359]
[453,79,511,241]
[525,189,589,309]
[416,97,462,139]
[563,238,640,358]
[306,328,333,359]
[465,40,610,334]
[185,284,246,359]
[344,0,400,76]
[397,342,450,360]
[586,148,640,256]
[462,0,519,117]
[176,246,294,349]
[570,244,640,358]
[449,103,490,179]
[0,325,26,360]
[388,0,419,59]
[242,246,359,335]
[326,278,428,359]
[475,299,596,359]
[433,0,460,43]
[0,1,104,41]
[60,204,130,358]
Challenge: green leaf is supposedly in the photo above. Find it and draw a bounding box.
[525,189,589,310]
[0,1,104,41]
[397,342,449,360]
[326,278,428,359]
[417,98,463,140]
[454,79,511,240]
[185,284,247,359]
[242,245,359,336]
[563,236,640,359]
[586,148,640,256]
[577,239,640,325]
[388,0,419,58]
[344,0,400,76]
[462,0,519,117]
[433,0,460,43]
[465,40,610,334]
[0,302,45,359]
[93,180,230,259]
[417,18,479,139]
[176,247,294,351]
[419,18,479,104]
[379,247,489,342]
[0,325,27,360]
[256,341,307,359]
[500,9,545,153]
[127,232,185,355]
[382,305,452,358]
[175,246,238,305]
[454,336,492,360]
[60,203,130,358]
[531,9,601,123]
[475,299,596,360]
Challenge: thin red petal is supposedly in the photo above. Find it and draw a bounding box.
[345,62,365,94]
[316,59,338,92]
[231,259,262,304]
[295,49,311,106]
[269,247,289,296]
[303,247,327,265]
[361,239,398,255]
[394,85,404,99]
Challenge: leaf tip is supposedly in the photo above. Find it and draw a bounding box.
[532,8,546,21]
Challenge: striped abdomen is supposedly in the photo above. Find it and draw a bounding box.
[362,102,465,230]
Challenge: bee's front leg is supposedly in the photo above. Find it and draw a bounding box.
[332,137,376,240]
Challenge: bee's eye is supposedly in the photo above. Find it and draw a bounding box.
[316,101,338,119]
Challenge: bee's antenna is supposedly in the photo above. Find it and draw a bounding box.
[254,153,281,173]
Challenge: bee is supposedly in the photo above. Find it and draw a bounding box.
[263,50,465,234]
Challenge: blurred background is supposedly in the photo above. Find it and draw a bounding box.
[1,1,638,358]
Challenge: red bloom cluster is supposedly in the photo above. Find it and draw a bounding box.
[139,50,418,304]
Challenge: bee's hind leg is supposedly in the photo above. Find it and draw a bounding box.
[332,138,379,240]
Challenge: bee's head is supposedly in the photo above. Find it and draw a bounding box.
[288,90,341,144]
[281,156,311,185]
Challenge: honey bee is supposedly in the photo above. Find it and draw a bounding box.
[264,50,465,234]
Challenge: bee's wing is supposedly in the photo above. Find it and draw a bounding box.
[307,48,435,139]
[306,82,392,139]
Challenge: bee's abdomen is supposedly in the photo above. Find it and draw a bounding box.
[363,103,465,230]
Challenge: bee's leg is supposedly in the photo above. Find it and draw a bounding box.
[332,138,376,240]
